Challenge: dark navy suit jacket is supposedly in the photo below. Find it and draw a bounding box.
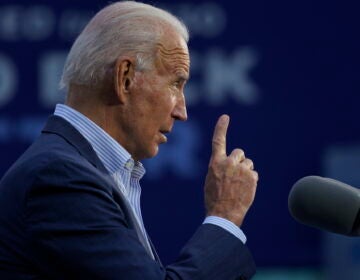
[0,115,256,279]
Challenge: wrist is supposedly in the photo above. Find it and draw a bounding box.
[206,211,245,227]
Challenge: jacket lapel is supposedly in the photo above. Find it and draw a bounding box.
[109,178,155,259]
[41,115,156,259]
[146,232,163,267]
[42,115,107,173]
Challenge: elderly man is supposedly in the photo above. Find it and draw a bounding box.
[0,1,258,279]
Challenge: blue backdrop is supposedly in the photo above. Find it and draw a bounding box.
[1,0,359,277]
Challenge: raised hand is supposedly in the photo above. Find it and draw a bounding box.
[204,115,258,226]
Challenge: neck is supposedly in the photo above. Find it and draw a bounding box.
[65,84,134,158]
[66,85,104,122]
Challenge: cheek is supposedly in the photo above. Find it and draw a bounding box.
[158,89,177,107]
[145,90,173,115]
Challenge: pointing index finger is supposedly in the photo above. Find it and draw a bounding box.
[211,114,229,159]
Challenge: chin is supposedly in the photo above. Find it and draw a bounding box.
[141,145,159,160]
[149,146,159,158]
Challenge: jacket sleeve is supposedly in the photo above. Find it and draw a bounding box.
[24,159,255,280]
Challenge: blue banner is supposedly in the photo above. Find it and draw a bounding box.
[1,0,359,273]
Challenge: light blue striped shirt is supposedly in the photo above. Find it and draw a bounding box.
[54,104,247,249]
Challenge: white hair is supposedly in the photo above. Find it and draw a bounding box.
[59,1,189,90]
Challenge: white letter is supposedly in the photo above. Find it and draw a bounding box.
[204,47,260,105]
[0,54,17,107]
[23,6,55,41]
[38,51,67,108]
[197,2,227,38]
[0,5,21,41]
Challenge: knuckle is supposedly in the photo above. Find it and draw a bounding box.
[251,171,259,183]
[238,148,245,155]
[233,148,244,154]
[229,149,245,163]
[241,159,254,171]
[225,157,236,167]
[240,169,258,185]
[234,148,245,157]
[243,158,251,165]
[212,136,224,145]
[212,138,219,146]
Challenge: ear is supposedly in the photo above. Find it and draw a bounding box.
[114,57,136,104]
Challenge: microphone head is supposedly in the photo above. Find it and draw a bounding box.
[288,176,360,236]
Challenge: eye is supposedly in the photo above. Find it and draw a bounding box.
[172,78,186,89]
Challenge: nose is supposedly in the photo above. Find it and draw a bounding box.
[171,94,187,121]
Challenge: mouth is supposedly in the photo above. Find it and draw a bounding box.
[159,129,171,143]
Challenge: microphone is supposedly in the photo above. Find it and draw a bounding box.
[288,176,360,236]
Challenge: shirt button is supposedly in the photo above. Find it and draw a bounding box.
[125,160,134,170]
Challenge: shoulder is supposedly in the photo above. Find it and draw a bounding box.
[1,132,113,204]
[3,133,87,181]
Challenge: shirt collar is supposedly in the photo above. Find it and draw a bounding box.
[54,104,145,179]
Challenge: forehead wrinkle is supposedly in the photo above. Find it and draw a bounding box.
[156,43,190,75]
[156,42,188,54]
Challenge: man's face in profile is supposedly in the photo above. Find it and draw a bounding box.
[120,32,190,161]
